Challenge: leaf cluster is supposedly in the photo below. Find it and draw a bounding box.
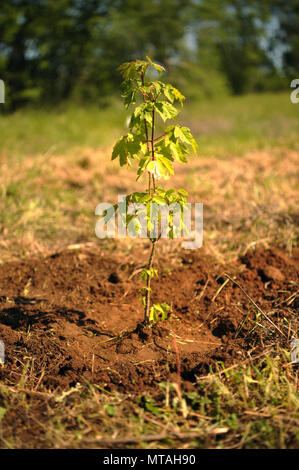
[112,57,197,182]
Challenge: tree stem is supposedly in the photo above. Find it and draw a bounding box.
[141,71,152,195]
[151,109,156,192]
[143,69,157,324]
[144,238,156,323]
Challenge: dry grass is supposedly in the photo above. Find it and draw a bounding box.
[0,144,298,264]
[0,349,298,449]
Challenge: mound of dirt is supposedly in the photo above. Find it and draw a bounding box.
[0,246,297,392]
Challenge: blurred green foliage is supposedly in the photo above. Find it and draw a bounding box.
[0,0,298,110]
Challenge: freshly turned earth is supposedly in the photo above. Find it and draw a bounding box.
[0,245,297,392]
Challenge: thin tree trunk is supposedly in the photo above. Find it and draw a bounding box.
[144,239,156,323]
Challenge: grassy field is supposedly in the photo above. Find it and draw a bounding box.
[0,92,298,449]
[0,92,298,159]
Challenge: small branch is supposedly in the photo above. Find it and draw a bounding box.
[153,132,167,142]
[224,274,287,338]
[143,133,169,145]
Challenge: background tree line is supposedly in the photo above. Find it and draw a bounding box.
[0,0,298,110]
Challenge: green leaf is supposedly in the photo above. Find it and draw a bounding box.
[149,303,172,324]
[153,194,167,204]
[149,306,158,324]
[174,126,194,145]
[146,56,165,74]
[166,189,175,196]
[164,84,185,105]
[154,101,178,122]
[146,161,156,173]
[174,126,198,152]
[153,304,164,313]
[151,81,164,96]
[133,102,154,126]
[144,398,162,415]
[136,155,151,180]
[171,86,185,104]
[121,80,138,108]
[131,191,150,203]
[104,404,115,417]
[156,154,174,179]
[164,84,174,103]
[178,188,188,197]
[126,133,145,158]
[156,155,174,175]
[118,60,148,80]
[112,134,145,167]
[142,268,159,281]
[117,62,136,80]
[155,159,169,179]
[111,137,127,166]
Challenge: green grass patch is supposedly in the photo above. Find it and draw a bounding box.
[181,92,299,157]
[0,92,298,159]
[0,99,125,158]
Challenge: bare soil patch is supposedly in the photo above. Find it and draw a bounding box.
[0,245,297,393]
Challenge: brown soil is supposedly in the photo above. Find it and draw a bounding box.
[0,245,297,393]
